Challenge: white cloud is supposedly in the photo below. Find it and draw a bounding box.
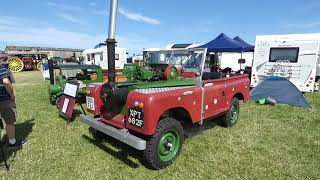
[0,16,102,49]
[0,16,21,26]
[117,35,162,55]
[283,22,320,29]
[46,2,82,11]
[0,16,158,54]
[90,2,96,6]
[56,13,84,25]
[119,8,160,25]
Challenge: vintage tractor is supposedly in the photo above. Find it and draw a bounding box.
[6,56,44,72]
[80,48,250,169]
[48,64,103,105]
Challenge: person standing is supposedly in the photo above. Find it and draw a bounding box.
[0,59,26,148]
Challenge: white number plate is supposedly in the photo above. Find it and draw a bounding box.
[86,97,95,111]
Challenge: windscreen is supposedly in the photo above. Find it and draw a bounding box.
[269,47,299,63]
[144,49,205,73]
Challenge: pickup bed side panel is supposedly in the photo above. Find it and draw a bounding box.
[203,82,228,119]
[224,76,250,103]
[202,75,250,119]
[126,87,202,135]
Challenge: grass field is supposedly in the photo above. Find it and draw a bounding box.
[0,71,319,179]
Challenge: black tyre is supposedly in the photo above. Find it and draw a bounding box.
[55,96,62,109]
[49,95,56,105]
[221,97,240,127]
[56,97,61,106]
[144,118,184,170]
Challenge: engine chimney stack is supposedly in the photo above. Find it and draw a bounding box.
[106,0,118,82]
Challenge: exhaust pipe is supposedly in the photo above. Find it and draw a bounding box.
[48,59,54,85]
[106,0,118,82]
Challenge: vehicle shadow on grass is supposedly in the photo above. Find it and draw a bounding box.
[0,118,35,170]
[183,115,225,138]
[80,116,228,170]
[82,135,141,169]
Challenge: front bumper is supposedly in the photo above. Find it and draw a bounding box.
[79,114,146,150]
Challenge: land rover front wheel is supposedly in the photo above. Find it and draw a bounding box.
[221,97,240,127]
[144,118,184,169]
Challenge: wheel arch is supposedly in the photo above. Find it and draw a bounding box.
[233,92,244,101]
[159,107,193,125]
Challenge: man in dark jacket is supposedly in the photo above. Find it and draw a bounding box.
[0,58,26,148]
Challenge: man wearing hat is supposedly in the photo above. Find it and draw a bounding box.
[0,56,26,148]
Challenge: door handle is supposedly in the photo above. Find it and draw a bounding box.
[183,91,193,96]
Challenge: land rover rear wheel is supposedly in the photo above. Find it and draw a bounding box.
[144,118,184,169]
[221,97,240,127]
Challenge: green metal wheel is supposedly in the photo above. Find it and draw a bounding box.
[158,130,181,161]
[167,68,177,80]
[144,118,184,169]
[230,104,239,125]
[221,97,240,127]
[164,66,178,80]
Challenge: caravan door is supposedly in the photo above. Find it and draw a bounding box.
[251,40,319,92]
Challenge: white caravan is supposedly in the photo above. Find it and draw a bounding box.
[251,33,320,92]
[83,47,127,70]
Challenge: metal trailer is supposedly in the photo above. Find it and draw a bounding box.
[251,33,320,92]
[82,46,127,70]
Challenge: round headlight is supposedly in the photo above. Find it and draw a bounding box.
[134,101,139,107]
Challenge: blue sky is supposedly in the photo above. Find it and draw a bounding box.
[0,0,319,55]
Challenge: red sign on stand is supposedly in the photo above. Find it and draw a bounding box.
[58,95,77,120]
[57,81,79,122]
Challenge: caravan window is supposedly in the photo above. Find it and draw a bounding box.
[269,48,299,63]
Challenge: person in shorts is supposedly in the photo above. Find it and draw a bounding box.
[0,58,26,148]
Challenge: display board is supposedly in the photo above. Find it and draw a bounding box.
[58,81,79,121]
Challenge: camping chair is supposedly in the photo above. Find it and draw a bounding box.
[0,119,9,170]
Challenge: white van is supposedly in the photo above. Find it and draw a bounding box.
[83,46,127,70]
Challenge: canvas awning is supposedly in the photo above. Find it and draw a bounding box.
[199,33,249,53]
[233,36,254,52]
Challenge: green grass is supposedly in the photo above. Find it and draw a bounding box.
[1,71,320,179]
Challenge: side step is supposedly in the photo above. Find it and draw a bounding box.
[80,114,146,150]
